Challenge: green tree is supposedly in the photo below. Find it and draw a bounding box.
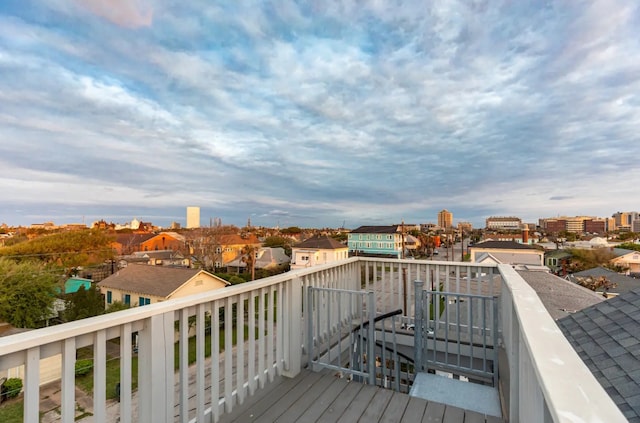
[63,285,105,322]
[263,236,292,256]
[567,248,616,273]
[105,301,131,313]
[0,229,115,268]
[617,242,640,252]
[0,259,60,328]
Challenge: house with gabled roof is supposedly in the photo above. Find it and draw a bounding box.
[611,250,640,274]
[469,240,544,266]
[140,231,186,252]
[97,264,229,308]
[347,225,403,258]
[225,247,290,274]
[291,235,348,269]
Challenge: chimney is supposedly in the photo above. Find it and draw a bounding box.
[522,226,529,244]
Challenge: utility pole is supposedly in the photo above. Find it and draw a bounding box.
[401,221,407,315]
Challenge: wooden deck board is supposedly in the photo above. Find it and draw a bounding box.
[336,383,378,423]
[216,369,505,423]
[380,391,411,423]
[275,372,338,422]
[296,377,350,423]
[423,401,446,422]
[358,387,394,422]
[316,379,365,423]
[401,396,428,423]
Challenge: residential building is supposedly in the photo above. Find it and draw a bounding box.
[186,206,200,229]
[213,234,261,268]
[469,240,544,266]
[225,247,290,273]
[291,235,349,269]
[485,216,522,230]
[611,251,640,274]
[437,209,453,229]
[482,228,534,245]
[124,250,190,267]
[98,264,228,308]
[140,231,186,252]
[111,233,155,255]
[348,225,403,258]
[62,277,93,294]
[544,250,572,275]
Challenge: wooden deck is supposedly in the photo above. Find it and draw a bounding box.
[218,369,504,423]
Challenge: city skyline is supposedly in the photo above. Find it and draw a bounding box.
[2,2,640,228]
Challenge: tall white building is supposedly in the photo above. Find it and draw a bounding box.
[186,206,200,229]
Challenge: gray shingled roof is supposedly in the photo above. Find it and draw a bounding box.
[98,264,225,297]
[294,235,347,250]
[569,267,640,295]
[350,225,399,234]
[557,288,640,422]
[517,270,604,320]
[472,240,539,250]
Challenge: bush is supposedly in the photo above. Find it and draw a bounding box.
[3,378,22,398]
[75,359,93,376]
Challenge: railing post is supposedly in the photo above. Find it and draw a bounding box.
[414,280,424,372]
[283,277,302,378]
[138,312,174,423]
[307,286,314,368]
[367,291,376,385]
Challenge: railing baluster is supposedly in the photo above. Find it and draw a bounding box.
[179,307,189,422]
[212,300,221,422]
[237,293,245,405]
[196,303,206,421]
[119,323,132,423]
[24,347,40,423]
[267,286,275,381]
[224,297,233,412]
[93,330,106,423]
[258,288,266,388]
[61,338,75,423]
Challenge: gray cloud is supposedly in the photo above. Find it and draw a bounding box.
[0,1,639,228]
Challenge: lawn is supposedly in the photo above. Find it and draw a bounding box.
[0,399,24,423]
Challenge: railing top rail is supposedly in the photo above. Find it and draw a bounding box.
[419,289,498,300]
[358,257,499,268]
[309,286,370,295]
[498,264,626,422]
[1,258,364,355]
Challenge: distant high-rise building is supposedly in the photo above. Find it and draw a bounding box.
[186,206,201,229]
[438,209,453,229]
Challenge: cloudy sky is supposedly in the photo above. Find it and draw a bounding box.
[1,1,639,229]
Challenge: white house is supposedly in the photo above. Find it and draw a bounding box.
[291,235,349,269]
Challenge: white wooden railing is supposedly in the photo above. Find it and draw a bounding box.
[0,257,626,422]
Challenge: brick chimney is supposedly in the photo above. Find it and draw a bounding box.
[522,226,529,244]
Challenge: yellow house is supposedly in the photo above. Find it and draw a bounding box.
[98,264,229,308]
[213,234,262,267]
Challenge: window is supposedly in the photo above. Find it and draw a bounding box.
[123,294,131,305]
[215,247,222,254]
[195,279,203,286]
[301,255,309,261]
[138,297,151,306]
[106,291,112,304]
[215,261,221,268]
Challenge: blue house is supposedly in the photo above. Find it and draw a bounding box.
[63,277,93,294]
[348,225,404,258]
